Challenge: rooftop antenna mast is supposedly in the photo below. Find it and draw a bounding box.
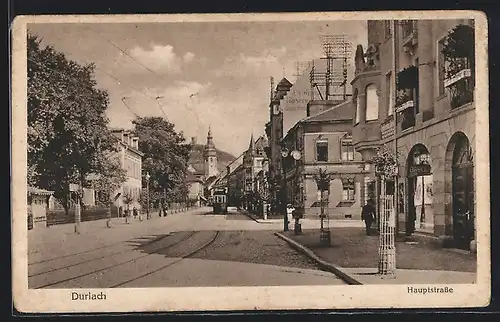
[317,34,352,101]
[293,61,311,82]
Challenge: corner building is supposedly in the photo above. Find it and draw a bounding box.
[351,19,476,250]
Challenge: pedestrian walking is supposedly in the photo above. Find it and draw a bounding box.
[133,207,138,219]
[361,199,376,236]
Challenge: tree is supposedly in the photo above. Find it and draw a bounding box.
[132,117,192,208]
[93,154,127,205]
[27,32,120,215]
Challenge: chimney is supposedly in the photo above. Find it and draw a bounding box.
[191,137,197,146]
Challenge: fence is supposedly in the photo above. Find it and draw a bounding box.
[46,206,119,226]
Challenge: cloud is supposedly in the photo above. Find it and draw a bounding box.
[127,44,195,74]
[215,46,288,78]
[183,52,195,63]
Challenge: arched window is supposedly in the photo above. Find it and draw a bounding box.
[365,84,379,121]
[354,90,361,124]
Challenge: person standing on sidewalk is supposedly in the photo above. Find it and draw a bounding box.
[361,199,376,236]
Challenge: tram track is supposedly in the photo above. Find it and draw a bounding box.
[111,230,220,288]
[32,231,198,289]
[28,233,175,277]
[28,210,213,266]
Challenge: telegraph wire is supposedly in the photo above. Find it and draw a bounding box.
[86,27,195,122]
[27,56,191,142]
[28,56,152,119]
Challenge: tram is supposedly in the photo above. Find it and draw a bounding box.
[212,187,228,214]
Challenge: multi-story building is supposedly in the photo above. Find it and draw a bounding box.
[351,19,476,250]
[185,170,204,207]
[282,101,369,219]
[265,78,293,211]
[111,129,144,211]
[242,134,267,212]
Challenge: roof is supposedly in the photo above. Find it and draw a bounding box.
[283,100,352,141]
[185,171,202,183]
[204,175,218,186]
[302,100,352,123]
[277,77,293,88]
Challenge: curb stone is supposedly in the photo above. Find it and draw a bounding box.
[274,232,363,285]
[239,209,268,224]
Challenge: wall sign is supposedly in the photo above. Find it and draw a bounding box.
[408,164,431,177]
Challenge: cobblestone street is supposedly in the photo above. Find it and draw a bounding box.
[28,208,345,288]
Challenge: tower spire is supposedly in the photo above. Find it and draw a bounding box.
[204,124,218,178]
[249,133,256,154]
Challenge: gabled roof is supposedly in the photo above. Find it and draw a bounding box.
[277,77,293,88]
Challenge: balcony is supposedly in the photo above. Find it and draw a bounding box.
[401,20,418,53]
[442,24,475,110]
[444,67,474,110]
[396,89,416,131]
[352,121,381,160]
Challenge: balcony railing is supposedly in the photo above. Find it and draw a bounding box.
[400,108,416,130]
[401,20,415,39]
[444,63,474,110]
[396,89,416,131]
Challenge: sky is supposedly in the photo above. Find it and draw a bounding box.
[28,20,367,156]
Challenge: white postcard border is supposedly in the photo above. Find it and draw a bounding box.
[11,11,491,313]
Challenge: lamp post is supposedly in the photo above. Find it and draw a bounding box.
[145,172,150,220]
[280,147,302,232]
[314,168,332,245]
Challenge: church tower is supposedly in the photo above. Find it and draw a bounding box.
[203,125,218,178]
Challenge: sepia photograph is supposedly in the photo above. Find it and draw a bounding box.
[11,11,490,312]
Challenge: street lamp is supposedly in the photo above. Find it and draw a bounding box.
[145,172,151,220]
[280,147,302,232]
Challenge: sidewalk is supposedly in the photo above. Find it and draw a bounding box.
[28,207,210,263]
[241,209,363,228]
[276,228,477,285]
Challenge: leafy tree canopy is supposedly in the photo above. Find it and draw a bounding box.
[27,32,124,212]
[133,116,192,203]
